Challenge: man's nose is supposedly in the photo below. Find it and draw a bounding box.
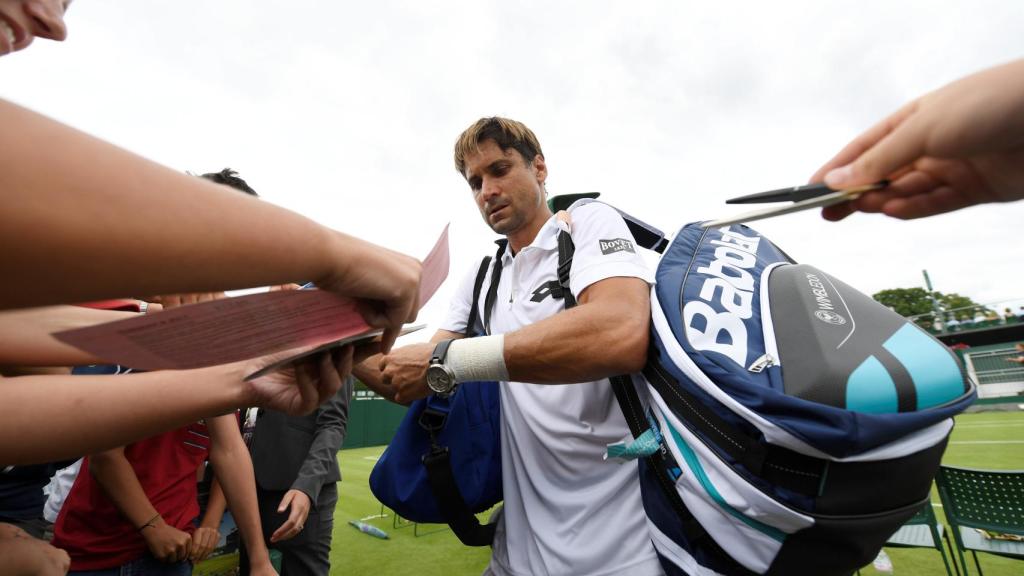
[481,178,501,202]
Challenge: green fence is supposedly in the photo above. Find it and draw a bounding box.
[343,385,408,449]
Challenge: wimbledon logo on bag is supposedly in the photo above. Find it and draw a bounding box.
[682,227,761,366]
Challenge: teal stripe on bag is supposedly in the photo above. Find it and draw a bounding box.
[882,324,964,410]
[660,409,786,542]
[846,356,898,414]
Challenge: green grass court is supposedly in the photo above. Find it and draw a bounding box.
[328,410,1024,575]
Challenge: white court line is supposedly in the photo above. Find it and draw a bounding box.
[362,456,382,461]
[949,440,1024,444]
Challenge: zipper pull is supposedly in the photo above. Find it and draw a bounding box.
[747,353,775,373]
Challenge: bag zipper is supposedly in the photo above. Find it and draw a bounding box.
[750,262,786,373]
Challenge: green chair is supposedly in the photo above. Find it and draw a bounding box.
[856,501,958,576]
[935,465,1024,575]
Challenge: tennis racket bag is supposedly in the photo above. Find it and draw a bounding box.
[610,221,977,575]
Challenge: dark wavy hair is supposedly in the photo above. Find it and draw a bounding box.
[200,168,258,196]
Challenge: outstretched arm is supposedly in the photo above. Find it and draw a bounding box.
[811,59,1024,221]
[0,99,420,350]
[0,345,352,465]
[0,305,136,367]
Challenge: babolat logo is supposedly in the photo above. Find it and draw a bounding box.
[681,228,761,366]
[806,273,847,325]
[599,238,635,255]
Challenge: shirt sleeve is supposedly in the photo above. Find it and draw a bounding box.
[438,255,490,335]
[566,202,655,299]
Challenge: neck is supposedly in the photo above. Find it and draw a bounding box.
[505,207,553,253]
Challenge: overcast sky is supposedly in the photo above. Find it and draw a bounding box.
[2,1,1022,334]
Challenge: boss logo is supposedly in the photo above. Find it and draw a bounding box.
[681,228,761,366]
[815,310,847,325]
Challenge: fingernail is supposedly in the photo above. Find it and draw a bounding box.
[824,165,854,188]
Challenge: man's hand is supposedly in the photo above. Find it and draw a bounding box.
[189,525,221,563]
[380,342,434,404]
[242,345,354,415]
[141,519,192,563]
[811,58,1024,221]
[270,489,312,543]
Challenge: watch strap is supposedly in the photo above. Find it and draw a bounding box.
[432,339,455,365]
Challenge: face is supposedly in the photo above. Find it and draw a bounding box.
[0,0,70,57]
[463,139,548,238]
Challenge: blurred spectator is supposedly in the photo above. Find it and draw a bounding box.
[1007,343,1024,366]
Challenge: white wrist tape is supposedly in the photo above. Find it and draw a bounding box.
[447,335,509,383]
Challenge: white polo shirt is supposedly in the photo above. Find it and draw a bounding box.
[441,201,663,576]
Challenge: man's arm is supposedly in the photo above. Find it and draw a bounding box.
[269,376,354,543]
[353,330,463,403]
[382,277,649,403]
[207,414,276,576]
[88,448,192,563]
[0,305,136,367]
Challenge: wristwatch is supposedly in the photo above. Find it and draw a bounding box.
[426,339,458,397]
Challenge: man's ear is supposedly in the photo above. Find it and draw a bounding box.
[532,154,547,184]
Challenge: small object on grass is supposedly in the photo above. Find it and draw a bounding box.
[872,549,893,573]
[349,520,389,539]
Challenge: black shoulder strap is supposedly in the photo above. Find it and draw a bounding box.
[482,240,507,335]
[465,255,492,338]
[556,230,577,308]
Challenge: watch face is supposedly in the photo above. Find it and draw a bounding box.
[427,364,454,393]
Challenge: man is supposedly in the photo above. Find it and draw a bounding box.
[239,377,354,576]
[363,117,662,575]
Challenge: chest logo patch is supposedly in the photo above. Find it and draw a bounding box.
[599,238,636,255]
[531,282,557,303]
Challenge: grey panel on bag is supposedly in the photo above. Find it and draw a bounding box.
[768,264,913,408]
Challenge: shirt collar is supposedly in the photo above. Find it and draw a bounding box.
[499,213,561,265]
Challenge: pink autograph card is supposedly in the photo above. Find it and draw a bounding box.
[54,225,450,371]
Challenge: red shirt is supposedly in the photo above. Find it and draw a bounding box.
[53,421,211,570]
